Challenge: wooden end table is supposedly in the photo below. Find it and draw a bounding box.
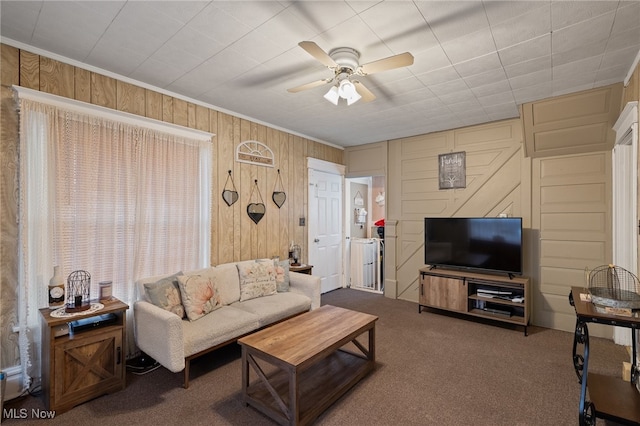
[289,264,312,275]
[238,305,378,425]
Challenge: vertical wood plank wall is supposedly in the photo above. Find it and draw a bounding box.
[0,43,343,368]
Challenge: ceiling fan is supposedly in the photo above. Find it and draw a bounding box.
[287,41,414,106]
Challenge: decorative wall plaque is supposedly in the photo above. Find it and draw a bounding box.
[236,140,274,167]
[438,151,466,189]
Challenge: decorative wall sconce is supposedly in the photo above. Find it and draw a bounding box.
[247,179,265,224]
[222,170,239,206]
[272,169,286,208]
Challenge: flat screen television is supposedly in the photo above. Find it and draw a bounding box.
[424,217,523,276]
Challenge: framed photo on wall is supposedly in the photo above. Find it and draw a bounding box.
[439,151,466,189]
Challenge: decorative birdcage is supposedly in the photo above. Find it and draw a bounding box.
[587,264,640,312]
[66,270,91,313]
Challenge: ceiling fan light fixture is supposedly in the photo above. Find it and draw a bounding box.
[323,85,339,105]
[346,90,362,105]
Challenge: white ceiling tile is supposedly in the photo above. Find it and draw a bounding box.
[512,82,553,104]
[509,69,552,90]
[315,16,388,62]
[345,1,382,14]
[359,1,437,54]
[469,79,512,98]
[498,34,551,66]
[161,27,225,62]
[254,8,316,50]
[612,1,640,35]
[453,53,502,78]
[231,31,286,65]
[429,79,470,97]
[287,2,356,34]
[215,1,285,29]
[483,101,520,117]
[463,68,509,90]
[477,91,515,107]
[0,1,44,42]
[440,28,496,63]
[551,41,607,67]
[490,3,551,50]
[552,56,603,80]
[552,12,616,53]
[484,1,550,26]
[438,89,476,105]
[1,0,636,147]
[415,66,461,86]
[605,27,640,52]
[504,55,552,79]
[130,57,188,88]
[187,3,254,46]
[416,1,489,43]
[551,0,618,31]
[410,45,453,75]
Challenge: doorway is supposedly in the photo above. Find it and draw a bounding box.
[345,176,386,293]
[308,159,345,293]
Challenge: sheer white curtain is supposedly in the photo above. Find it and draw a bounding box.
[16,87,212,391]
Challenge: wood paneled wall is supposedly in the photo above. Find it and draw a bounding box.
[386,119,530,302]
[0,43,343,368]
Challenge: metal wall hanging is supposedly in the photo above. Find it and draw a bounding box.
[438,151,466,189]
[222,170,239,206]
[247,179,266,224]
[272,169,286,208]
[236,140,275,168]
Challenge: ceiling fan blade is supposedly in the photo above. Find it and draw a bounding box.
[353,81,376,103]
[298,41,338,68]
[358,52,414,75]
[287,78,333,93]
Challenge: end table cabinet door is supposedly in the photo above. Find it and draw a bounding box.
[53,327,124,409]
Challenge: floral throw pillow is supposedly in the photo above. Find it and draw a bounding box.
[144,271,185,318]
[274,259,290,292]
[237,259,277,302]
[177,274,223,321]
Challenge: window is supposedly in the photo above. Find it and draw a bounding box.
[16,87,212,390]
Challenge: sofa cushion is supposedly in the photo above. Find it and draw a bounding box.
[214,263,241,305]
[177,274,223,321]
[237,259,277,302]
[233,292,311,327]
[143,271,185,318]
[274,259,290,292]
[182,306,260,357]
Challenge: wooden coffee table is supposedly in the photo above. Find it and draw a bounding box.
[238,305,378,425]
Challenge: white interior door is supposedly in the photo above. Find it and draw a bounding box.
[308,160,344,293]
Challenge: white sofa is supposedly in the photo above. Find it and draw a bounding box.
[133,259,321,388]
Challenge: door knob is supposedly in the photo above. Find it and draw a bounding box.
[314,238,320,243]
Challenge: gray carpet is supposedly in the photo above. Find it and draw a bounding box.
[3,288,629,425]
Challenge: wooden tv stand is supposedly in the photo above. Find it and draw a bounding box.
[418,267,530,335]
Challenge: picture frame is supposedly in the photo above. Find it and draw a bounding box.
[438,151,466,189]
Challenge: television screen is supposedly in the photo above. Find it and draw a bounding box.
[424,217,523,276]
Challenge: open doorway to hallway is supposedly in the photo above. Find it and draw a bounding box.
[345,176,385,294]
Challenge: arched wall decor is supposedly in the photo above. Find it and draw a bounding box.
[236,140,275,167]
